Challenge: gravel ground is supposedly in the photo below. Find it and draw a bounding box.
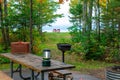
[3,69,102,80]
[82,69,106,80]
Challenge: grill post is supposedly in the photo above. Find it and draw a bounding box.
[57,43,71,63]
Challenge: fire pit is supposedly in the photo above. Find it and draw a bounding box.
[57,43,71,63]
[106,66,120,80]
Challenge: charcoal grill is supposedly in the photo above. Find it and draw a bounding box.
[57,43,71,63]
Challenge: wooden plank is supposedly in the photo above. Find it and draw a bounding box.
[49,70,73,80]
[0,71,13,80]
[0,53,75,72]
[53,70,72,75]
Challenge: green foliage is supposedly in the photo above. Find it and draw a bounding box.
[4,0,61,42]
[0,45,10,63]
[0,56,10,64]
[0,0,62,57]
[69,2,82,16]
[68,25,82,43]
[69,23,120,61]
[110,48,120,61]
[32,31,46,54]
[0,45,10,64]
[68,0,120,61]
[69,0,82,24]
[0,44,10,53]
[84,41,104,60]
[71,42,84,56]
[33,0,62,27]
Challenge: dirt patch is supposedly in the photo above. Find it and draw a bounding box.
[86,68,106,80]
[71,68,106,80]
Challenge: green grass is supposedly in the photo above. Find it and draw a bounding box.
[44,32,71,48]
[68,60,115,70]
[0,64,10,70]
[0,63,20,70]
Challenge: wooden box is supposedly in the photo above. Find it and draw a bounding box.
[11,42,30,54]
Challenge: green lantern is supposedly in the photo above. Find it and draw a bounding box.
[42,49,51,67]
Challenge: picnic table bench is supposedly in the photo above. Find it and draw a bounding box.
[49,70,73,80]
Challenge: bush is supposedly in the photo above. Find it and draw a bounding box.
[71,42,84,54]
[0,56,10,64]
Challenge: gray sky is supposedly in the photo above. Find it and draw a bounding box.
[43,1,72,32]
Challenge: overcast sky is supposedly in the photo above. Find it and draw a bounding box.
[42,1,72,32]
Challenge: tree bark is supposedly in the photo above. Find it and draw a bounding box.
[95,0,100,42]
[88,0,93,42]
[30,0,33,53]
[82,0,87,33]
[4,0,10,47]
[0,2,7,49]
[88,0,93,30]
[118,21,120,35]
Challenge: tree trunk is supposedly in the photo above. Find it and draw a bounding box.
[37,25,42,35]
[88,0,93,42]
[4,0,10,49]
[0,2,7,49]
[30,0,33,53]
[118,21,120,35]
[0,2,2,30]
[82,0,87,33]
[88,0,93,30]
[96,0,100,42]
[0,3,6,44]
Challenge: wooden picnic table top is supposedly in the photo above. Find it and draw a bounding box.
[0,53,75,72]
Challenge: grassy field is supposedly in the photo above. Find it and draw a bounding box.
[0,32,117,74]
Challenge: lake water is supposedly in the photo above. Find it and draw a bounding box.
[42,25,71,32]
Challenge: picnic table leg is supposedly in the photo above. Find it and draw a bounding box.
[31,70,35,80]
[10,63,40,80]
[41,71,44,80]
[10,61,14,78]
[41,71,49,80]
[63,75,66,80]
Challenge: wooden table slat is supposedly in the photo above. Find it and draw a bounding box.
[0,53,75,72]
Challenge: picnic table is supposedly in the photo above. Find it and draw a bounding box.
[0,53,75,80]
